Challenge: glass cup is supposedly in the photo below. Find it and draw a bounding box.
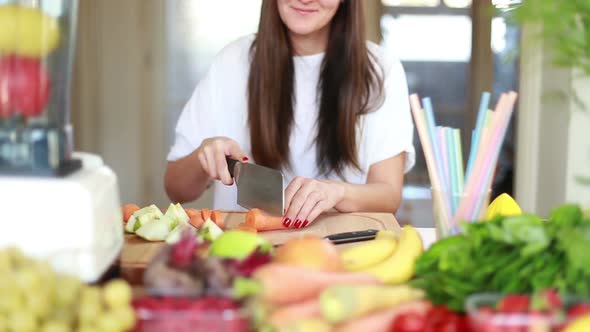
[431,188,491,239]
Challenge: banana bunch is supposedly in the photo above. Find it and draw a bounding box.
[340,225,423,284]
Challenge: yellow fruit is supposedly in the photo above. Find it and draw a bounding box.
[376,230,397,240]
[319,284,424,323]
[278,318,332,332]
[485,193,522,220]
[340,238,397,271]
[0,4,60,57]
[564,315,590,332]
[360,225,423,284]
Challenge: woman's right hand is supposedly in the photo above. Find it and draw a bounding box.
[195,137,248,186]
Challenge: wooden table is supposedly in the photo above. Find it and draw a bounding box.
[121,212,401,285]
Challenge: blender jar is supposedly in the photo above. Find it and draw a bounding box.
[0,0,80,176]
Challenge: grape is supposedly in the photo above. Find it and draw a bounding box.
[0,315,7,332]
[55,275,82,307]
[78,299,102,325]
[103,279,132,309]
[8,311,37,332]
[26,291,52,319]
[0,251,10,271]
[96,312,124,332]
[0,287,25,313]
[40,320,70,332]
[111,306,137,330]
[0,248,136,332]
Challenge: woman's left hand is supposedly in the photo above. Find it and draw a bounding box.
[282,177,345,229]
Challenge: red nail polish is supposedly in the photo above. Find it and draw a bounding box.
[302,220,309,228]
[294,219,302,228]
[283,217,291,227]
[242,157,249,161]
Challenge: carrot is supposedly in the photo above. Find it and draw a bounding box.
[210,210,225,229]
[253,263,378,306]
[246,208,284,231]
[184,208,200,219]
[122,204,140,223]
[189,214,205,229]
[234,223,258,234]
[269,298,322,327]
[201,208,212,220]
[334,301,431,332]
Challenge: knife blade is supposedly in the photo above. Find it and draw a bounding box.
[226,157,284,216]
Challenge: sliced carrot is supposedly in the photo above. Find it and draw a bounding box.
[189,214,205,229]
[184,208,200,219]
[210,210,225,229]
[201,208,212,221]
[245,208,284,232]
[122,204,140,223]
[269,298,322,327]
[234,223,258,234]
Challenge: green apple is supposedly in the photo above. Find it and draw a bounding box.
[165,223,198,245]
[209,230,271,260]
[135,220,170,242]
[199,219,224,242]
[164,203,190,226]
[125,204,163,233]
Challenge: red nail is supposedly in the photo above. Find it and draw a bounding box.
[294,219,302,228]
[242,157,249,161]
[302,220,309,228]
[283,217,291,227]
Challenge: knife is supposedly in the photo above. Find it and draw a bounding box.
[324,229,379,244]
[226,157,284,216]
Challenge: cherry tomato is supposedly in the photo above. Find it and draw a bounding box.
[389,311,427,332]
[0,55,50,118]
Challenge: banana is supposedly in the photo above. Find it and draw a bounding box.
[375,230,398,240]
[319,284,424,323]
[340,238,397,271]
[360,225,424,285]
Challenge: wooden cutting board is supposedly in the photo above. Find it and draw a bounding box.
[120,211,400,285]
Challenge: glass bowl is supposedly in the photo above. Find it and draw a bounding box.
[466,293,590,332]
[132,295,252,332]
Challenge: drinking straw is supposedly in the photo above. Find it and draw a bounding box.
[469,92,518,220]
[437,127,450,194]
[465,92,491,183]
[446,127,459,213]
[453,128,465,195]
[409,94,452,232]
[453,93,508,225]
[422,98,447,193]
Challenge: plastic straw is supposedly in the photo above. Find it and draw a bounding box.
[446,128,459,213]
[453,129,464,195]
[465,92,491,183]
[409,94,452,230]
[437,127,450,193]
[469,92,518,220]
[453,94,508,224]
[458,92,518,222]
[423,98,447,193]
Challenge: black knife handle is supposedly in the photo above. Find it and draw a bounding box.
[226,157,239,178]
[325,229,379,245]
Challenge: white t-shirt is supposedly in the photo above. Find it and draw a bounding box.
[167,34,415,211]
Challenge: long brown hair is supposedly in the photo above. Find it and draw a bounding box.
[248,0,384,177]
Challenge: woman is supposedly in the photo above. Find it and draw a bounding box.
[165,0,415,228]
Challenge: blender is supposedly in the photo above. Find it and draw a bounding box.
[0,0,123,282]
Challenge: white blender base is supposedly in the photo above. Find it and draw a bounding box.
[0,152,124,282]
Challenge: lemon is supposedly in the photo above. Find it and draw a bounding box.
[0,4,60,57]
[564,315,590,332]
[484,193,522,220]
